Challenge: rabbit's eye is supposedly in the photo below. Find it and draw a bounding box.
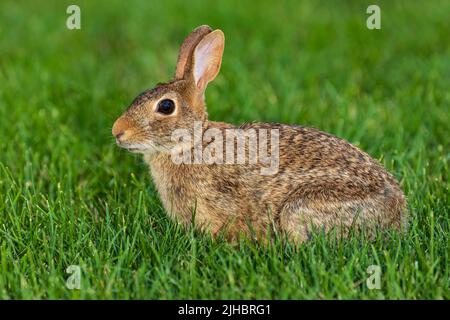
[157,99,175,115]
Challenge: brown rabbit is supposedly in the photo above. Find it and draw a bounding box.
[112,25,407,243]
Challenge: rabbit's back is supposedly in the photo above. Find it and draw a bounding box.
[254,123,403,201]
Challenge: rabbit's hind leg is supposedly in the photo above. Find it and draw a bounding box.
[278,196,394,243]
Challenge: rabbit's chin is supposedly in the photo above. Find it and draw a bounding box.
[115,141,149,154]
[123,142,168,155]
[125,147,147,154]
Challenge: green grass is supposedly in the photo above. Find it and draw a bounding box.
[0,0,448,299]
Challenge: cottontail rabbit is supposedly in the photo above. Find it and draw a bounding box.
[112,25,407,243]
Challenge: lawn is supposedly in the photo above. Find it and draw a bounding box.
[0,0,448,299]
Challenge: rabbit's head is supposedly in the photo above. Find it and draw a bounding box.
[112,25,224,154]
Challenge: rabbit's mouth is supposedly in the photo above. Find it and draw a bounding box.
[115,135,163,154]
[125,147,142,153]
[121,143,158,154]
[115,141,147,153]
[123,144,150,154]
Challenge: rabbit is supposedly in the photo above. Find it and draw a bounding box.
[112,25,408,243]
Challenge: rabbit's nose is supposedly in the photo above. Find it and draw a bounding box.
[112,118,128,141]
[115,131,125,140]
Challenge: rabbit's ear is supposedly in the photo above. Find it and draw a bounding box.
[175,25,212,80]
[191,29,225,93]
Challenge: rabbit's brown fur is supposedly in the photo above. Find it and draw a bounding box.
[112,25,407,243]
